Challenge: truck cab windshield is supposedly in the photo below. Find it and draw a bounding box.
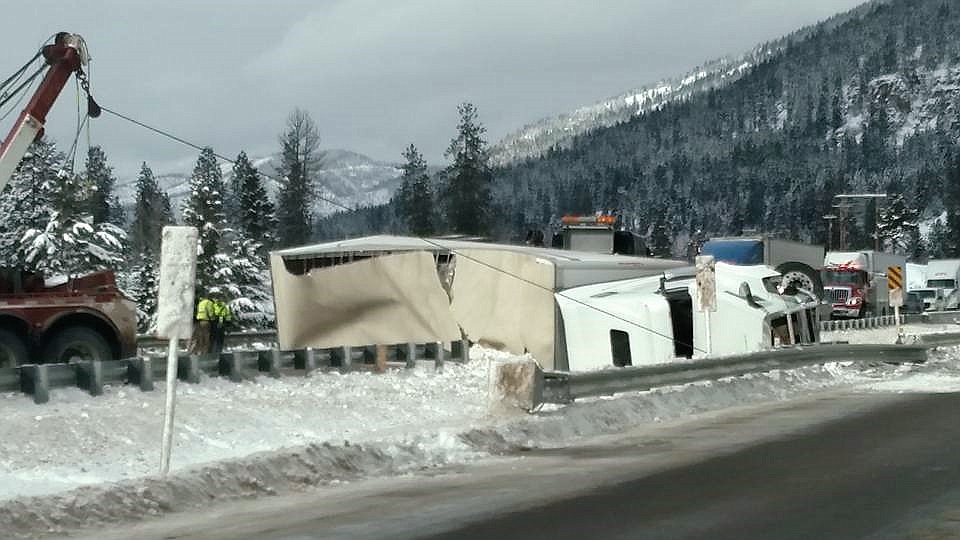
[822,270,864,286]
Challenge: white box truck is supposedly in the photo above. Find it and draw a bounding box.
[923,259,960,310]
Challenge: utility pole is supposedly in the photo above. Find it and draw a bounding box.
[833,193,888,252]
[823,214,837,251]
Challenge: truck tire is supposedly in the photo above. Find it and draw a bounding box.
[775,262,824,299]
[0,329,28,368]
[42,327,113,364]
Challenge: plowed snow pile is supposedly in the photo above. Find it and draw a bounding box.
[1,342,957,538]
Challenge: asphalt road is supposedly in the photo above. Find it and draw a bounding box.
[69,390,960,540]
[426,391,960,540]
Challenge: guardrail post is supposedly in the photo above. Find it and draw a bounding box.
[218,352,245,383]
[257,349,282,378]
[404,342,417,369]
[340,346,353,369]
[179,355,201,384]
[460,338,470,363]
[75,360,104,396]
[294,348,318,373]
[493,359,544,411]
[20,364,49,404]
[128,357,154,391]
[435,341,445,373]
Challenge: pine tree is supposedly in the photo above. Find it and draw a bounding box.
[395,144,435,236]
[212,237,273,328]
[442,103,493,236]
[84,146,124,226]
[232,151,275,249]
[928,218,949,259]
[877,193,919,254]
[129,163,171,255]
[0,139,59,267]
[181,147,227,292]
[649,215,673,258]
[20,171,126,277]
[275,108,321,247]
[120,258,158,332]
[944,152,960,256]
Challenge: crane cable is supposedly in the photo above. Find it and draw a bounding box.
[0,49,42,99]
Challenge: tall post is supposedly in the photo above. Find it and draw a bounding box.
[160,330,178,476]
[874,199,881,252]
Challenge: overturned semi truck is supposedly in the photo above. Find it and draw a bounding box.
[270,236,821,372]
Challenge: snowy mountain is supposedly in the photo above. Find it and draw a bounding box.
[487,55,761,166]
[116,148,402,217]
[487,1,885,166]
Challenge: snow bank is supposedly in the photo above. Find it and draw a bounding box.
[1,434,481,539]
[859,345,960,393]
[463,360,901,451]
[0,350,497,501]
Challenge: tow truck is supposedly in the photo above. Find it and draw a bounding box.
[552,214,650,255]
[0,33,137,367]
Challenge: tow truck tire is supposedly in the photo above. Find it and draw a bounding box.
[43,327,113,364]
[0,329,29,368]
[775,262,824,299]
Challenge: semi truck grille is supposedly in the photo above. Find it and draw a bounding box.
[828,288,849,303]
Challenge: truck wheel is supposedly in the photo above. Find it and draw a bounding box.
[775,262,824,299]
[43,327,113,364]
[0,329,28,368]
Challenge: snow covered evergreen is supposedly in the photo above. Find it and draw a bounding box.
[0,139,125,277]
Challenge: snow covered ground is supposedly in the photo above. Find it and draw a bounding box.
[0,349,504,500]
[4,330,960,538]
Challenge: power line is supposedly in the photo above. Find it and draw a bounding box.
[98,105,355,213]
[414,237,708,355]
[98,104,707,355]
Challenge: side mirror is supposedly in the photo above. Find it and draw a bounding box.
[740,282,762,308]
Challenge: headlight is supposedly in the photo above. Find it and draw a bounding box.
[846,296,862,306]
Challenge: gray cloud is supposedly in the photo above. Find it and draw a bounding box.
[1,0,867,178]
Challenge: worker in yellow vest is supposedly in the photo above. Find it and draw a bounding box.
[190,293,216,354]
[209,291,233,353]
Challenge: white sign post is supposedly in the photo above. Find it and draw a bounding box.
[695,255,717,356]
[888,265,905,344]
[155,226,199,477]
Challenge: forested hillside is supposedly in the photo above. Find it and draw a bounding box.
[326,0,960,260]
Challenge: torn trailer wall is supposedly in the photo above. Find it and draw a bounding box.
[448,249,557,369]
[270,251,462,351]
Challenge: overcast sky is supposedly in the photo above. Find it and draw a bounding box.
[2,0,867,178]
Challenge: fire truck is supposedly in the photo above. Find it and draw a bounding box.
[0,33,137,367]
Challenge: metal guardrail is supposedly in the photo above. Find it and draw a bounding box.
[2,339,469,404]
[914,310,960,325]
[904,331,960,347]
[539,341,949,405]
[819,315,905,332]
[136,330,278,350]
